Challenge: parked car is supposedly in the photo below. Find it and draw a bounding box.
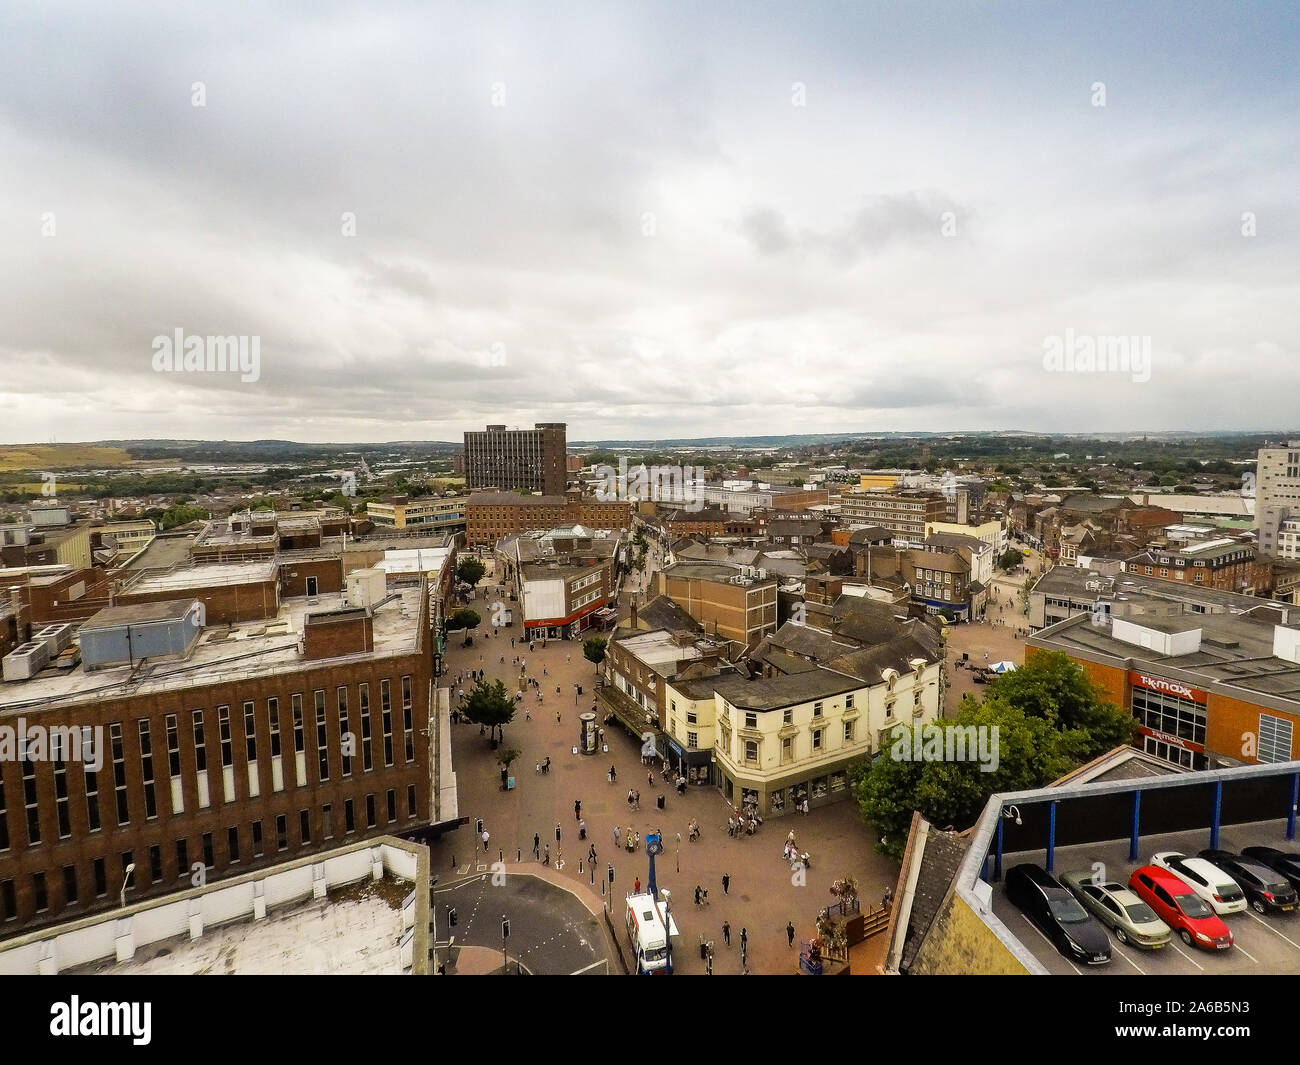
[1130,866,1233,951]
[1059,870,1172,949]
[1005,863,1111,964]
[1199,849,1298,914]
[1242,846,1300,892]
[1150,851,1247,915]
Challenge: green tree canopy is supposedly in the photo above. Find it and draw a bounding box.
[583,635,608,671]
[456,557,486,588]
[459,679,516,743]
[447,607,481,631]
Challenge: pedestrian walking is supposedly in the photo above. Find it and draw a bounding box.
[634,876,641,893]
[740,926,748,950]
[533,833,540,859]
[574,799,582,820]
[542,844,550,866]
[556,711,561,724]
[609,764,617,783]
[614,825,621,847]
[579,818,587,840]
[787,921,795,947]
[588,843,597,865]
[481,828,490,852]
[722,872,730,895]
[722,921,731,947]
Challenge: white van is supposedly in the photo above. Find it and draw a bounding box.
[625,892,675,974]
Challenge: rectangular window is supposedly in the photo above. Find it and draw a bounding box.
[407,785,417,818]
[345,798,356,833]
[110,723,128,826]
[844,720,855,743]
[292,694,305,753]
[268,698,281,757]
[252,820,263,858]
[315,691,330,781]
[33,872,47,912]
[1259,714,1294,764]
[402,676,414,762]
[386,789,396,823]
[322,803,333,840]
[338,687,351,777]
[381,681,394,767]
[192,710,207,772]
[149,844,162,884]
[218,706,232,768]
[243,701,257,762]
[202,833,214,868]
[228,826,240,864]
[1,880,15,921]
[0,773,7,851]
[138,720,157,819]
[93,857,107,898]
[176,839,189,879]
[813,729,823,750]
[300,809,311,844]
[63,865,78,906]
[166,714,181,777]
[276,814,288,852]
[813,701,823,718]
[366,794,377,829]
[53,756,70,839]
[687,731,698,749]
[845,693,854,710]
[359,683,373,771]
[744,712,757,729]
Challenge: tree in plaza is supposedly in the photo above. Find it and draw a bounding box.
[456,557,486,588]
[497,746,522,774]
[446,607,481,631]
[582,635,608,673]
[850,690,1093,860]
[987,650,1135,758]
[996,548,1023,571]
[459,679,516,744]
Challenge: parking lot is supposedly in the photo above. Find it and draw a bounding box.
[995,818,1300,975]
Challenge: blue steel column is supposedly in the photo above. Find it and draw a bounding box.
[1209,781,1222,850]
[1289,774,1299,842]
[1046,802,1057,873]
[1130,790,1142,861]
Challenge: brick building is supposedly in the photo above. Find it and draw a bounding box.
[463,422,568,496]
[465,490,629,547]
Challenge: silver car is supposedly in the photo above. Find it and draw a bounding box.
[1060,870,1172,949]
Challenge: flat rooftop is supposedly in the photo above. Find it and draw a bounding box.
[0,585,425,715]
[1031,613,1300,708]
[72,878,410,976]
[124,560,278,594]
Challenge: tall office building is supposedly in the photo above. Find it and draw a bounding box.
[1256,441,1300,557]
[463,423,568,496]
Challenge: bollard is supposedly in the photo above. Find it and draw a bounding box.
[499,850,503,863]
[517,849,521,863]
[451,854,456,869]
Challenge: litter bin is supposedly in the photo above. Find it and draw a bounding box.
[657,794,665,810]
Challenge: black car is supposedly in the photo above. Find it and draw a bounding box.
[1005,863,1112,964]
[1199,849,1298,915]
[1242,847,1300,892]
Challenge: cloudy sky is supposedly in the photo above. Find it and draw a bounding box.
[1,1,1296,444]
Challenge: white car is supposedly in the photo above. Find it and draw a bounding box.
[1151,851,1247,915]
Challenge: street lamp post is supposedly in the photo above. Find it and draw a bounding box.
[119,862,136,909]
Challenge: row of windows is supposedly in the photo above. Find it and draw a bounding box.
[0,787,419,922]
[0,678,416,851]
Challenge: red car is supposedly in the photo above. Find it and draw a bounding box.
[1130,866,1233,951]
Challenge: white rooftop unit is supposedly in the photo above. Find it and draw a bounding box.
[3,641,51,682]
[346,568,387,609]
[32,623,75,656]
[1274,625,1300,665]
[1111,617,1202,657]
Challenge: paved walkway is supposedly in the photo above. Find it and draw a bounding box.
[433,568,898,974]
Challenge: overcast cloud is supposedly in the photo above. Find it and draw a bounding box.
[1,1,1297,443]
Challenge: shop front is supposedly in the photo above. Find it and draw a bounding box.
[1128,671,1209,770]
[665,735,713,785]
[718,763,855,818]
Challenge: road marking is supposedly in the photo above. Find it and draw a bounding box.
[1166,939,1204,971]
[1244,910,1300,951]
[570,959,607,974]
[1111,944,1147,974]
[1019,915,1081,974]
[1232,940,1259,964]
